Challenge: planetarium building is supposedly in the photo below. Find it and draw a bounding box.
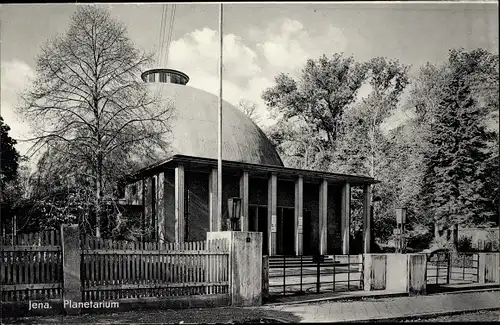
[123,68,378,256]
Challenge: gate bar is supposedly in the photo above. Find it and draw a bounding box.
[347,254,351,291]
[446,253,451,284]
[300,255,303,293]
[316,255,320,293]
[333,254,336,291]
[283,255,286,295]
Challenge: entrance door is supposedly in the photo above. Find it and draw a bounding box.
[249,205,268,254]
[277,207,295,255]
[302,210,313,255]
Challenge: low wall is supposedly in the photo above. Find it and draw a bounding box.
[478,252,500,283]
[386,254,409,292]
[408,254,427,295]
[363,253,426,295]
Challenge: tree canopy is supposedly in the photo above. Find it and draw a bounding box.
[0,116,20,187]
[18,6,173,236]
[262,48,499,246]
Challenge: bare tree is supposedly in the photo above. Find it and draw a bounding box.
[237,99,261,124]
[18,6,173,237]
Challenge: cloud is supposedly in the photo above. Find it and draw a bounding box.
[167,27,276,126]
[168,27,261,80]
[152,19,350,127]
[254,18,348,74]
[0,60,35,157]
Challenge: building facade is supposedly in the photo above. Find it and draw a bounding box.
[123,69,378,256]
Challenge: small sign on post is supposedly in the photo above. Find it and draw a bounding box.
[271,215,277,232]
[395,207,407,254]
[396,207,407,225]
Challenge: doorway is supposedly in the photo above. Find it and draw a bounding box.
[277,207,295,255]
[249,205,268,254]
[302,210,313,255]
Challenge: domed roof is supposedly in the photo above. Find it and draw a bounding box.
[145,70,283,167]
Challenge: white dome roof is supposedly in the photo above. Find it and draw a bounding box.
[147,79,283,167]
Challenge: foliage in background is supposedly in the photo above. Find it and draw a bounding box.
[0,117,22,232]
[262,54,367,170]
[237,99,262,125]
[263,48,498,244]
[0,117,20,189]
[419,49,497,230]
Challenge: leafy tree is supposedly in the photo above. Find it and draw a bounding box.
[394,49,498,246]
[421,49,496,230]
[237,99,261,125]
[264,118,330,170]
[0,117,21,232]
[332,57,410,241]
[263,54,367,169]
[0,117,20,187]
[18,6,173,237]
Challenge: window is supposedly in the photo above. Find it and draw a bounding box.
[148,73,155,82]
[159,72,167,83]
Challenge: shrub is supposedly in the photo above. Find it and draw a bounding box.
[457,236,473,252]
[406,231,434,251]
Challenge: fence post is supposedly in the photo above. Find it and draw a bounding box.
[262,256,269,301]
[446,253,451,284]
[316,255,320,293]
[480,253,500,283]
[207,231,263,306]
[407,253,427,296]
[61,224,81,315]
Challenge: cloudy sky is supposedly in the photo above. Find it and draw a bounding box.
[1,2,498,156]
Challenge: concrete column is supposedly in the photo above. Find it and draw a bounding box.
[363,254,387,291]
[157,172,166,243]
[268,173,277,256]
[61,224,81,315]
[175,165,185,243]
[386,254,409,292]
[363,184,372,254]
[478,253,500,283]
[408,254,427,295]
[209,168,220,232]
[239,171,249,231]
[341,182,351,255]
[207,231,263,306]
[294,176,304,256]
[141,178,146,241]
[319,179,328,255]
[262,255,269,301]
[144,176,154,240]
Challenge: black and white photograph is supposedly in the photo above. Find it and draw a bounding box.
[0,1,498,323]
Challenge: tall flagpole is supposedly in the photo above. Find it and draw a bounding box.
[218,3,223,230]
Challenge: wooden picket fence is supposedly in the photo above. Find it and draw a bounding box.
[80,237,230,301]
[0,230,63,302]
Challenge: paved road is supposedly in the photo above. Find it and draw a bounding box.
[3,290,499,324]
[261,290,500,322]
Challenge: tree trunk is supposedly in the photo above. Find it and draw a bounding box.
[95,154,103,238]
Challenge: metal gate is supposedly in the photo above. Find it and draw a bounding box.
[267,255,364,297]
[426,251,479,289]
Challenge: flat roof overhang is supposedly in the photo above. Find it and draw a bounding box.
[131,154,380,186]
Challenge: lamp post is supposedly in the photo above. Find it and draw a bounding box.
[370,196,382,251]
[228,197,242,231]
[395,207,407,253]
